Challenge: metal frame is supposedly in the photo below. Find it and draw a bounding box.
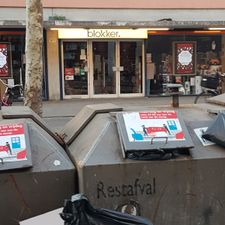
[118,40,145,98]
[61,39,145,98]
[61,39,90,99]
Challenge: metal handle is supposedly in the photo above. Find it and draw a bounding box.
[151,136,168,145]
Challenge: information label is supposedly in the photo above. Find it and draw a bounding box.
[0,123,27,163]
[123,111,185,142]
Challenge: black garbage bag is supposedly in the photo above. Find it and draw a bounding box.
[60,194,153,225]
[202,111,225,147]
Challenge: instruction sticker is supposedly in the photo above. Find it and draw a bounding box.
[123,111,185,142]
[0,123,27,163]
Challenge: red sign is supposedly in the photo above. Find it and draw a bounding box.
[0,123,24,136]
[146,127,167,133]
[174,42,196,75]
[64,68,74,76]
[0,145,9,152]
[0,43,9,77]
[139,111,177,119]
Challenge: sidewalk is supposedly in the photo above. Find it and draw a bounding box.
[42,96,207,117]
[42,96,206,132]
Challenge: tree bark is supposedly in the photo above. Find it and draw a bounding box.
[24,0,43,116]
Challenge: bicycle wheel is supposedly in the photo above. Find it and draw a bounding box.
[194,92,204,104]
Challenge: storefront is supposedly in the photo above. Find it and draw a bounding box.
[0,29,48,100]
[146,30,225,96]
[53,28,147,98]
[0,29,25,98]
[2,1,225,101]
[47,27,225,100]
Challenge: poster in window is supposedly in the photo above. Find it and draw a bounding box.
[0,43,12,77]
[173,42,196,75]
[64,68,74,80]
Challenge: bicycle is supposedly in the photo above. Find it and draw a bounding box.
[0,79,23,107]
[194,74,220,104]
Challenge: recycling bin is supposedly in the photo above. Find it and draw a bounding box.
[0,106,77,225]
[61,103,225,225]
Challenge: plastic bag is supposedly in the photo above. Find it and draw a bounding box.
[202,111,225,147]
[60,193,153,225]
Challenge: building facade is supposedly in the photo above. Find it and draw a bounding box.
[1,0,225,99]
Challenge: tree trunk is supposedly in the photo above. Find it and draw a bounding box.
[24,0,43,116]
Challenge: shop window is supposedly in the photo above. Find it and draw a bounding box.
[63,42,88,95]
[147,34,222,95]
[0,29,48,100]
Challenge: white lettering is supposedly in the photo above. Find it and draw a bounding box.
[87,29,120,38]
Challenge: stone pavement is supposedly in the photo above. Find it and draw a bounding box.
[42,96,207,132]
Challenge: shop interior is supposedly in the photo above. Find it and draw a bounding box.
[146,33,223,95]
[0,29,48,100]
[0,31,25,99]
[63,41,88,95]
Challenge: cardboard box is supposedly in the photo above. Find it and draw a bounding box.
[20,208,63,225]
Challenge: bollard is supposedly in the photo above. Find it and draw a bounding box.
[172,94,179,107]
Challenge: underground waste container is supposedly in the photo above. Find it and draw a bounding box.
[0,106,76,225]
[60,103,225,225]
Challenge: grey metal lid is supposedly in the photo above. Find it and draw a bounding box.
[116,110,194,156]
[0,119,32,171]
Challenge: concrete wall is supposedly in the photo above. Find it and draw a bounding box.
[2,8,225,22]
[47,30,60,100]
[1,0,225,9]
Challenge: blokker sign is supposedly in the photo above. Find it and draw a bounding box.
[57,28,148,39]
[87,29,120,38]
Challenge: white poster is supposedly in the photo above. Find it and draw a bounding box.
[123,111,185,142]
[65,75,74,80]
[194,127,215,146]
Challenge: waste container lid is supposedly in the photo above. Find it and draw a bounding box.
[116,110,194,157]
[207,93,225,106]
[186,120,225,159]
[0,119,32,171]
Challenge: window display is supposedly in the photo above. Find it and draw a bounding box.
[93,41,116,94]
[63,41,88,95]
[0,29,47,99]
[147,34,223,96]
[0,43,12,77]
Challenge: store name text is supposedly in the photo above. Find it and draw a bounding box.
[87,29,120,38]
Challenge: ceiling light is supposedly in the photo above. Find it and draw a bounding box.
[208,27,225,30]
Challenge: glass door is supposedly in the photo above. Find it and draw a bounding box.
[62,41,88,97]
[92,41,116,95]
[119,41,143,94]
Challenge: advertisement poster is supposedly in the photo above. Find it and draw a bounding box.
[0,123,27,163]
[174,42,196,75]
[64,68,74,80]
[0,43,11,77]
[123,111,185,142]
